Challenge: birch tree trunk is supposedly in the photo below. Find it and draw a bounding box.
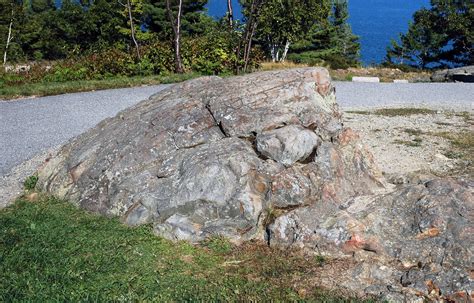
[281,40,290,62]
[3,5,14,66]
[227,0,233,28]
[270,44,276,62]
[127,0,141,59]
[166,0,184,74]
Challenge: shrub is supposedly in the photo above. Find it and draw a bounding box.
[42,65,88,82]
[1,33,264,87]
[288,51,359,69]
[23,175,39,191]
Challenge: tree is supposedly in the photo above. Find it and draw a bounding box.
[331,0,359,64]
[227,0,233,28]
[84,0,124,49]
[2,0,15,65]
[255,0,331,62]
[237,0,267,73]
[287,0,360,69]
[119,0,144,58]
[385,0,473,68]
[144,0,208,38]
[19,0,62,60]
[166,0,184,73]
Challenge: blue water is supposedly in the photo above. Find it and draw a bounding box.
[206,0,431,65]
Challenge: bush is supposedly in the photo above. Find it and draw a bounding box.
[23,175,39,191]
[84,49,141,79]
[43,65,88,82]
[288,51,359,69]
[1,32,263,87]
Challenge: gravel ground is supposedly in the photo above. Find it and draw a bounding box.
[344,110,473,181]
[1,81,473,207]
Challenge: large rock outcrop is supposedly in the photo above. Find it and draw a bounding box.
[431,65,474,83]
[271,177,473,302]
[37,68,473,301]
[37,68,384,241]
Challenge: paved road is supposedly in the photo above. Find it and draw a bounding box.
[0,85,169,176]
[1,82,473,176]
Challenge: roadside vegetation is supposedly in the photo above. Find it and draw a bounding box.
[0,0,361,99]
[1,1,470,99]
[0,72,198,99]
[0,194,372,302]
[346,108,437,117]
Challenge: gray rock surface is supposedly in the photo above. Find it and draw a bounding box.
[39,68,375,242]
[270,177,473,302]
[36,68,472,301]
[431,65,474,83]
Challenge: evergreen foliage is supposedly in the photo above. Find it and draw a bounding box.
[253,0,331,62]
[144,0,210,38]
[385,0,473,68]
[288,0,361,69]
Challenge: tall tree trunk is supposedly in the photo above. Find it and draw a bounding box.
[3,5,14,66]
[235,0,265,74]
[243,21,257,72]
[270,44,276,62]
[281,40,290,62]
[227,0,233,28]
[127,0,141,59]
[166,0,184,74]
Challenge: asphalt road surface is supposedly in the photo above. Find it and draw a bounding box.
[1,82,473,176]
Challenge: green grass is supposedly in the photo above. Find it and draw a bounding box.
[403,128,423,136]
[393,138,422,147]
[0,195,371,302]
[347,108,437,117]
[0,73,200,100]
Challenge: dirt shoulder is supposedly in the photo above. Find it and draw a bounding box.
[344,108,473,182]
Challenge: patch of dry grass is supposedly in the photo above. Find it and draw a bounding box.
[394,138,423,147]
[404,128,424,136]
[259,61,310,71]
[347,108,437,117]
[431,131,474,151]
[330,67,431,83]
[430,131,474,176]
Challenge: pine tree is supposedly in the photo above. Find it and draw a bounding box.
[331,0,359,64]
[19,0,61,60]
[288,0,360,69]
[254,0,331,62]
[143,0,208,38]
[385,0,473,68]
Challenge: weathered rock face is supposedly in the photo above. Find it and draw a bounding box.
[40,69,382,242]
[38,68,383,243]
[270,177,473,302]
[431,65,474,83]
[37,68,472,301]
